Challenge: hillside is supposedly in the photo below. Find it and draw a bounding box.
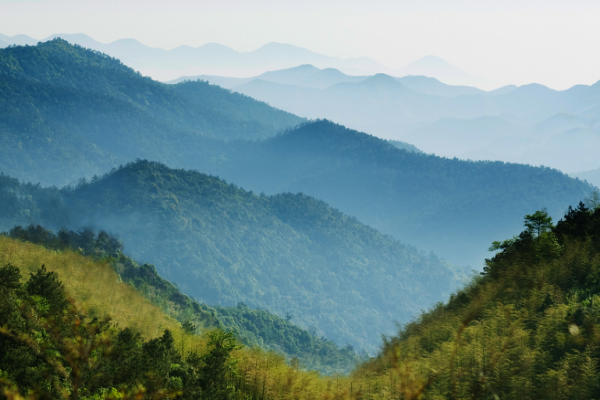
[0,161,465,351]
[0,235,365,400]
[5,225,360,374]
[0,39,302,185]
[186,120,593,267]
[352,199,600,399]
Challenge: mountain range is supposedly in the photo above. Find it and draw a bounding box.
[0,40,593,269]
[0,38,302,186]
[0,32,489,87]
[187,64,600,174]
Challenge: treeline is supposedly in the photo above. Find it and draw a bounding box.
[5,224,362,374]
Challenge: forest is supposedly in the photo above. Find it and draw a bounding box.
[0,160,464,351]
[0,40,593,268]
[4,224,361,374]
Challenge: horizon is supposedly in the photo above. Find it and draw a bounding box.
[2,32,599,92]
[1,0,600,90]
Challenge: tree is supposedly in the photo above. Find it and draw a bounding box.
[524,209,553,237]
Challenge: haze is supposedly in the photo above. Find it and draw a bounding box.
[2,0,600,90]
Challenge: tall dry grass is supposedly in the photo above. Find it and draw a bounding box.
[0,235,207,351]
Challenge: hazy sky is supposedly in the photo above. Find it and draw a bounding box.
[1,0,599,89]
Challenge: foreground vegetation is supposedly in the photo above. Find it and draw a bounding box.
[4,226,361,374]
[355,197,600,399]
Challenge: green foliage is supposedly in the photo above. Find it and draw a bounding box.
[0,161,464,353]
[0,263,244,400]
[524,208,554,237]
[356,203,600,399]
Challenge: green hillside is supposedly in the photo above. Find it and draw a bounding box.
[5,224,360,374]
[0,39,302,185]
[0,235,356,400]
[0,161,465,351]
[352,198,600,398]
[189,120,593,267]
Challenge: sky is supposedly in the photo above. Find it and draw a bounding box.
[1,0,599,89]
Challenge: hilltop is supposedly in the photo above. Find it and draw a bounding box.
[0,161,464,351]
[0,39,302,185]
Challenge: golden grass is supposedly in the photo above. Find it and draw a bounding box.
[0,236,207,351]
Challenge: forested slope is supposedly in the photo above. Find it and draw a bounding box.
[0,235,365,400]
[0,161,464,351]
[5,225,360,373]
[352,199,600,399]
[0,39,302,185]
[188,120,594,267]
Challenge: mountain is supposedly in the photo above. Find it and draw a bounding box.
[571,168,600,188]
[0,33,38,46]
[0,41,593,268]
[185,120,593,267]
[0,234,363,399]
[0,161,465,351]
[396,55,491,87]
[407,113,600,173]
[2,33,391,81]
[353,203,600,398]
[0,39,302,186]
[213,68,600,172]
[396,75,485,97]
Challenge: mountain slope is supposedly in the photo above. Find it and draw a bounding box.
[0,39,303,185]
[187,120,593,267]
[0,161,464,351]
[355,203,600,399]
[5,224,360,373]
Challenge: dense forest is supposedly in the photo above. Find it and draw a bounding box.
[0,161,464,351]
[351,196,600,398]
[190,120,593,266]
[5,224,361,373]
[0,39,302,185]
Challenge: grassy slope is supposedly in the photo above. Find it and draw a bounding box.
[0,236,362,399]
[4,225,361,374]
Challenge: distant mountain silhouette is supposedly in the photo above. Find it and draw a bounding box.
[571,168,600,188]
[186,65,600,172]
[396,55,490,87]
[0,33,390,80]
[0,33,37,46]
